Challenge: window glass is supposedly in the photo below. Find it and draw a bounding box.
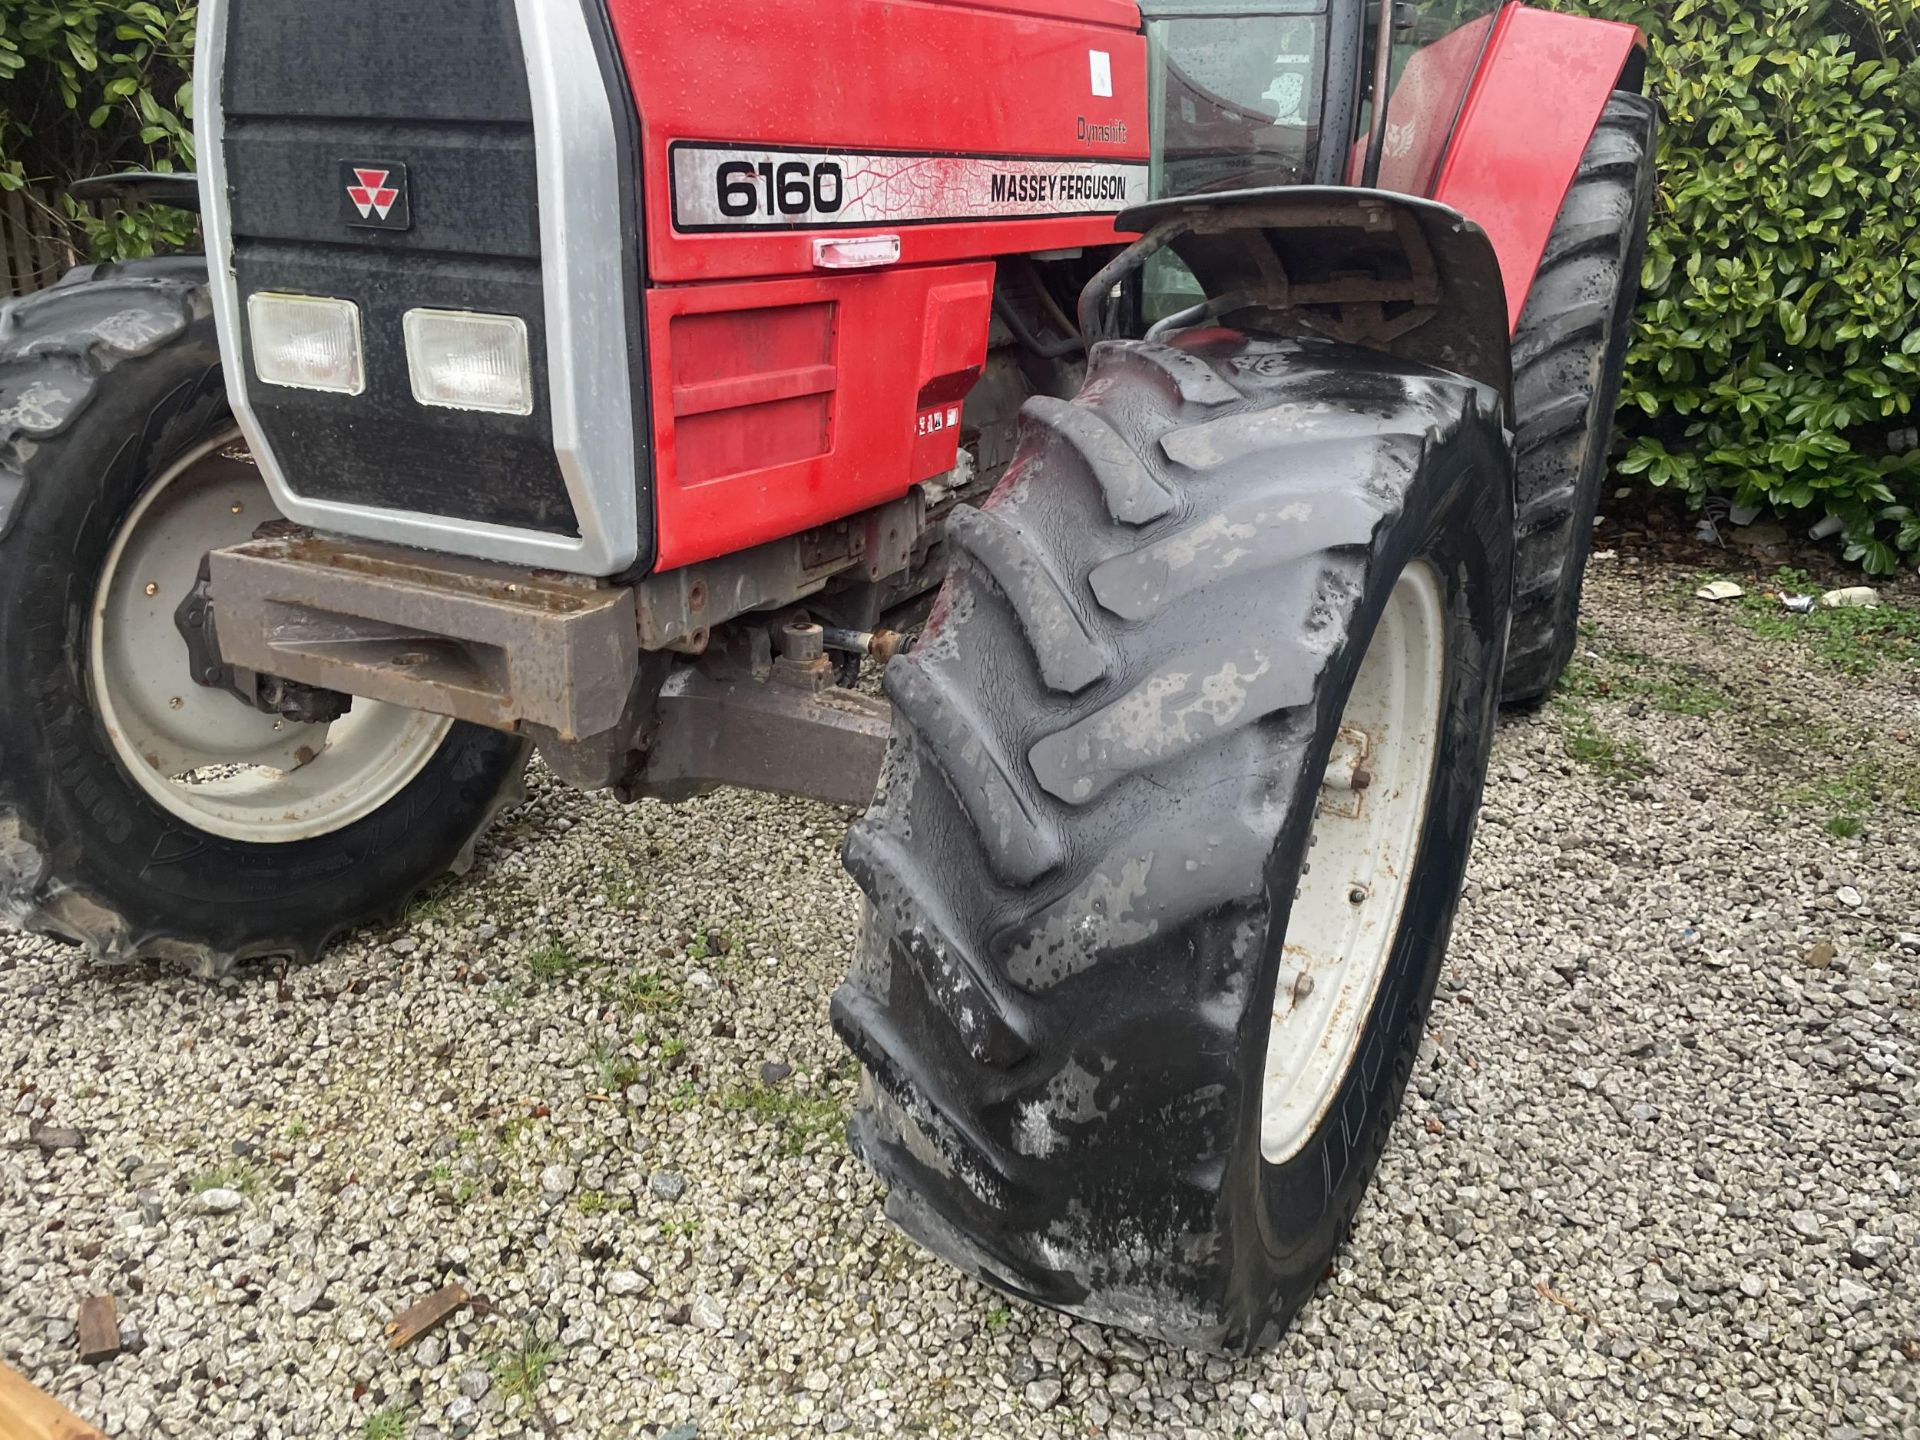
[1146,10,1331,201]
[1369,0,1501,193]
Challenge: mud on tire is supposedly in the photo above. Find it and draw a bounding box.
[0,262,526,975]
[833,331,1512,1352]
[1502,93,1657,705]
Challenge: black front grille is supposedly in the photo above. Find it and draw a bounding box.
[221,0,577,536]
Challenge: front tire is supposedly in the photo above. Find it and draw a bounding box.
[833,334,1512,1352]
[0,264,526,974]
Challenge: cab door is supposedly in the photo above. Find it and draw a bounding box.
[1360,0,1504,193]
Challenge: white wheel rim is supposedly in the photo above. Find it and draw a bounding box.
[1260,561,1446,1166]
[88,430,453,844]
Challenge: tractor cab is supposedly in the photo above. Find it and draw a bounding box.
[1143,0,1505,319]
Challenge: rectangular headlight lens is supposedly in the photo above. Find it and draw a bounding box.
[403,309,534,416]
[247,293,365,395]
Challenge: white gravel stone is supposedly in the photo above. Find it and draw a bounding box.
[194,1188,244,1215]
[1025,1376,1063,1409]
[284,1280,323,1317]
[605,1269,644,1296]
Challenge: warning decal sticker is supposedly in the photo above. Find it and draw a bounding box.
[670,143,1149,232]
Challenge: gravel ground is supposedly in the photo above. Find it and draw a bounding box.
[3,548,1917,1440]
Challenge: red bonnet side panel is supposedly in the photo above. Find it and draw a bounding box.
[600,0,1151,571]
[1430,5,1641,332]
[607,0,1150,284]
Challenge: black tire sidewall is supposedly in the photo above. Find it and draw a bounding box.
[1237,425,1511,1330]
[0,308,521,958]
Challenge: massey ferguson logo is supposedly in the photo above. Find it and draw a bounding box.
[340,161,411,231]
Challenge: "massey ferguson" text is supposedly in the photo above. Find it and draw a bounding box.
[989,171,1131,205]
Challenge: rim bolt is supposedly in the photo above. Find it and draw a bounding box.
[1347,885,1368,905]
[144,582,158,596]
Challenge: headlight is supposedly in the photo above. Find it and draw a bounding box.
[403,309,534,416]
[247,293,365,395]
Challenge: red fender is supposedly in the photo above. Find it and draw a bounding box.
[1430,5,1643,332]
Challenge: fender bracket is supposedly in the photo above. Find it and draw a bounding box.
[1084,186,1511,409]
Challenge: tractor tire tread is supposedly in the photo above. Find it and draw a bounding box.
[0,261,527,977]
[835,333,1510,1351]
[1502,92,1656,706]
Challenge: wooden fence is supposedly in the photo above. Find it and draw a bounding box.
[1,185,85,299]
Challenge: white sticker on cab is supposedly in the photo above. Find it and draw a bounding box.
[1089,50,1113,98]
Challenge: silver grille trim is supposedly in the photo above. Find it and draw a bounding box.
[195,0,643,576]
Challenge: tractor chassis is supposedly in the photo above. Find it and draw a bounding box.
[207,511,911,809]
[203,187,1513,816]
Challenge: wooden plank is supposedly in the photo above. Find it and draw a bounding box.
[0,187,29,298]
[73,1298,118,1365]
[28,186,72,288]
[383,1282,470,1350]
[0,1361,108,1440]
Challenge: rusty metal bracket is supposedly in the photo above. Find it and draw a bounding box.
[633,492,924,652]
[1085,185,1512,407]
[207,529,638,742]
[628,668,891,810]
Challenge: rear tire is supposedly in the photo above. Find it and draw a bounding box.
[1501,92,1657,705]
[0,264,526,975]
[833,333,1512,1352]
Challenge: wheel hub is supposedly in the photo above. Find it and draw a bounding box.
[1260,560,1447,1166]
[87,430,454,844]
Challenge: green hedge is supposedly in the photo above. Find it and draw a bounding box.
[0,1,196,261]
[1584,0,1920,572]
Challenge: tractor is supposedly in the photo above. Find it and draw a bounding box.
[0,0,1653,1352]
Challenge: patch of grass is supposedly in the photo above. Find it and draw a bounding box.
[1726,568,1920,676]
[720,1085,848,1156]
[429,1161,454,1184]
[599,864,640,910]
[662,1217,700,1239]
[665,1080,700,1112]
[583,1038,643,1093]
[526,940,586,984]
[575,1189,611,1216]
[491,1335,563,1407]
[284,1120,309,1142]
[500,1115,539,1150]
[1782,760,1920,837]
[452,1178,479,1205]
[404,877,464,927]
[1552,699,1651,780]
[363,1405,411,1440]
[190,1161,260,1196]
[683,927,738,970]
[985,1306,1012,1333]
[615,969,682,1016]
[1557,652,1727,718]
